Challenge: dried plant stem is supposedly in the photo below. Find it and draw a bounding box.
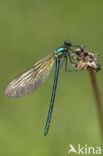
[89,68,103,142]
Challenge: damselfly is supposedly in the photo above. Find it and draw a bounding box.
[5,40,75,136]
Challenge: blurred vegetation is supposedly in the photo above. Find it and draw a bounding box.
[0,0,103,155]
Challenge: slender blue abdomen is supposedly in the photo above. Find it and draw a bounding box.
[44,57,60,136]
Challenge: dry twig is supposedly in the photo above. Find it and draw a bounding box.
[71,46,103,142]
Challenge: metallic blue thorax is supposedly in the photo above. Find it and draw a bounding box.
[56,46,68,56]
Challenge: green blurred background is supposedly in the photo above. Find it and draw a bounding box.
[0,0,103,155]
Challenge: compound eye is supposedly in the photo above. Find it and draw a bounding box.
[64,40,72,46]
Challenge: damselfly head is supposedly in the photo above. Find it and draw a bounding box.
[64,40,72,47]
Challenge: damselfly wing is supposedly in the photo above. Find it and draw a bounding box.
[5,52,55,98]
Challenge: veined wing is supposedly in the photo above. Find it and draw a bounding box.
[5,52,56,98]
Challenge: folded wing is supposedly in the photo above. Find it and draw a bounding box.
[5,52,55,98]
